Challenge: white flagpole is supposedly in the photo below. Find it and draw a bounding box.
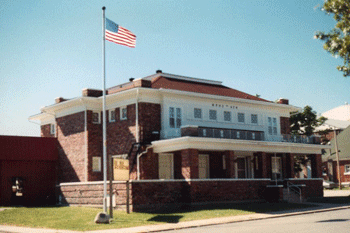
[102,6,107,213]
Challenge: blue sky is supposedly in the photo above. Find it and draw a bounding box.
[1,0,349,136]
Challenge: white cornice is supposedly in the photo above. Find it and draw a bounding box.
[158,88,300,112]
[151,137,330,154]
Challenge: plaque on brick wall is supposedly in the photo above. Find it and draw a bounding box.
[113,158,129,180]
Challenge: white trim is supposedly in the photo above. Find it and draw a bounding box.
[285,178,323,181]
[152,137,330,154]
[57,180,127,186]
[130,178,271,183]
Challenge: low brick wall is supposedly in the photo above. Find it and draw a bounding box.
[285,178,323,199]
[130,179,271,212]
[57,181,128,209]
[58,179,273,212]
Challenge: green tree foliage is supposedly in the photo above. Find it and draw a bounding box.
[315,0,350,77]
[290,105,327,136]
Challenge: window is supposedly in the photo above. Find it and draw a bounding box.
[345,165,350,174]
[109,110,115,122]
[92,112,100,124]
[224,111,231,122]
[203,129,207,137]
[194,108,202,119]
[50,124,55,135]
[198,154,209,179]
[220,130,224,138]
[252,132,256,140]
[209,110,217,120]
[238,113,245,123]
[120,107,127,120]
[268,117,277,135]
[237,131,240,139]
[273,117,277,135]
[169,107,181,128]
[92,157,101,172]
[251,114,258,124]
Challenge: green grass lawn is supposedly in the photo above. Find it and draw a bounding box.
[0,202,313,232]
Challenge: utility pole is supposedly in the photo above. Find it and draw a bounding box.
[334,129,342,189]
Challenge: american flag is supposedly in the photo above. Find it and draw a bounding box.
[105,18,136,48]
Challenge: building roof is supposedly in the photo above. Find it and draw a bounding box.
[108,72,270,102]
[322,104,350,121]
[322,125,350,162]
[316,119,350,132]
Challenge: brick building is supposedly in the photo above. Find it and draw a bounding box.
[0,136,58,206]
[29,71,329,209]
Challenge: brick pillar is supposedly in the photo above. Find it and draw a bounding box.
[285,153,295,178]
[311,154,322,178]
[181,149,199,179]
[224,151,235,178]
[261,152,269,178]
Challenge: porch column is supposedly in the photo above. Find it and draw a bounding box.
[261,152,269,178]
[286,153,295,178]
[311,154,322,178]
[181,149,199,179]
[224,151,235,178]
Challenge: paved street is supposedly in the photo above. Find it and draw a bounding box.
[166,208,350,233]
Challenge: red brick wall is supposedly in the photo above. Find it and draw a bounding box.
[287,179,323,199]
[56,112,86,183]
[139,148,159,180]
[139,103,161,143]
[280,117,290,135]
[181,149,199,179]
[326,160,350,184]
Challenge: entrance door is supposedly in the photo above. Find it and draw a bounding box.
[271,156,282,180]
[158,153,173,179]
[237,158,247,178]
[198,154,209,179]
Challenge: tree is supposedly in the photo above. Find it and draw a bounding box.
[290,105,327,176]
[290,105,327,136]
[315,0,350,77]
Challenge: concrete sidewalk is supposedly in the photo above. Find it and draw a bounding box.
[1,190,350,233]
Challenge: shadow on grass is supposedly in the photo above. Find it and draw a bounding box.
[147,215,183,223]
[137,201,315,215]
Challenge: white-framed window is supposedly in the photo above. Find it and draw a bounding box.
[92,112,100,124]
[50,124,55,135]
[268,117,277,135]
[92,157,101,172]
[273,117,277,135]
[224,111,231,122]
[345,165,350,175]
[109,109,116,122]
[238,113,245,123]
[120,106,127,120]
[209,110,217,120]
[159,153,174,179]
[251,114,258,124]
[169,107,181,128]
[194,108,202,119]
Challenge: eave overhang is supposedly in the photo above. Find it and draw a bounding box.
[151,137,330,155]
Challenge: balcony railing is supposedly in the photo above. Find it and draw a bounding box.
[180,126,321,145]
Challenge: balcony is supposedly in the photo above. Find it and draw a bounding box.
[180,126,321,145]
